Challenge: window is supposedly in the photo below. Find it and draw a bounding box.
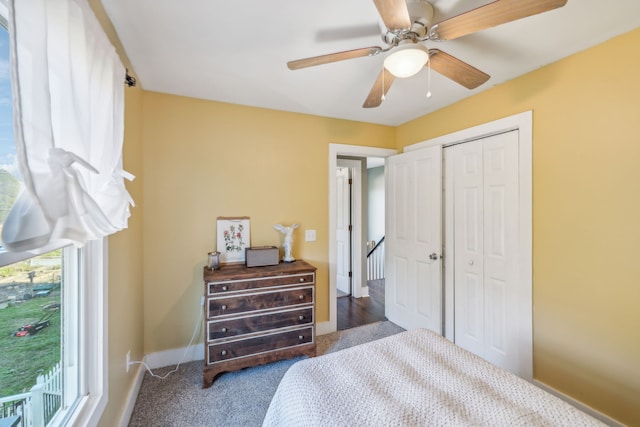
[0,4,106,426]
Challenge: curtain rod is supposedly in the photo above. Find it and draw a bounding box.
[125,69,136,87]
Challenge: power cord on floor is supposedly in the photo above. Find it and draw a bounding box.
[128,295,204,379]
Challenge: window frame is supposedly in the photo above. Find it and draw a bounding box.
[53,239,108,427]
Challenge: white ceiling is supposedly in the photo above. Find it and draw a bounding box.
[101,0,640,126]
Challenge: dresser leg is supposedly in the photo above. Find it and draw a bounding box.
[203,369,218,389]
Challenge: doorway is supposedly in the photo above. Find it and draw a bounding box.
[325,145,397,335]
[336,156,388,330]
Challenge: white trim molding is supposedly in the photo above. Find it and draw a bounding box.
[143,343,204,370]
[117,363,145,427]
[316,321,333,336]
[56,239,109,427]
[404,110,532,153]
[534,381,623,427]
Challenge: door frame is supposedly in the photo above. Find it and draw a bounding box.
[323,144,397,335]
[406,111,532,379]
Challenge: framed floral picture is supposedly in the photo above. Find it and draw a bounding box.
[216,216,251,264]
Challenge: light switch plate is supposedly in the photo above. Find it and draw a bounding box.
[305,229,316,242]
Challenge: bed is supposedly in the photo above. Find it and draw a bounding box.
[263,329,604,426]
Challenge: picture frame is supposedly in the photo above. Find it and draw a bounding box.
[216,216,251,264]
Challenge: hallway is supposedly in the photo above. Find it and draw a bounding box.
[337,279,385,330]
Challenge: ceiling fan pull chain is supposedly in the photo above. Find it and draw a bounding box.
[381,65,386,102]
[426,56,432,99]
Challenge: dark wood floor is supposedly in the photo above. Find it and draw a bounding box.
[336,279,386,330]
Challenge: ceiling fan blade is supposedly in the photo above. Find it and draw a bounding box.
[431,0,568,41]
[287,47,383,70]
[372,0,411,31]
[363,68,396,108]
[428,49,490,90]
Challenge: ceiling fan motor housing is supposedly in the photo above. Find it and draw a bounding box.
[380,0,434,44]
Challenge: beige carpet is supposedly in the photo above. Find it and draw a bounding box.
[128,321,404,427]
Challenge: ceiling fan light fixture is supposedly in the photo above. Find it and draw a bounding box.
[383,44,429,78]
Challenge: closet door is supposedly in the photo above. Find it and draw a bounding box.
[385,146,442,332]
[451,131,521,374]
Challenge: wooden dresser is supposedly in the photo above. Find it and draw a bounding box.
[202,260,317,387]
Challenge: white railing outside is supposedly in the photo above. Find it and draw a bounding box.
[0,362,62,427]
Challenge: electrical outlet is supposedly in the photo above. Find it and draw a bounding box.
[126,350,131,373]
[305,229,316,242]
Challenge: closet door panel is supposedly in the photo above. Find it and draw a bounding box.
[453,142,485,356]
[482,132,519,371]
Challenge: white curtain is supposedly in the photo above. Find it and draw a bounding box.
[2,0,134,252]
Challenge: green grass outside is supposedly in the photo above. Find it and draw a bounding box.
[0,254,62,398]
[0,295,61,396]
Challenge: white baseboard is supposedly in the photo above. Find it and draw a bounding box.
[117,363,145,427]
[143,343,204,369]
[533,380,623,427]
[316,320,334,336]
[117,344,205,426]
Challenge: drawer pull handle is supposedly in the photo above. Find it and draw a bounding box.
[299,277,305,282]
[298,295,304,300]
[298,335,304,340]
[221,327,227,333]
[221,305,227,310]
[222,286,228,291]
[221,350,227,356]
[298,315,305,321]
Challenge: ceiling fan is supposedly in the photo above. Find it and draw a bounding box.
[287,0,568,108]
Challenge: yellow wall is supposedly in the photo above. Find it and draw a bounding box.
[89,2,145,426]
[140,93,395,353]
[397,28,640,425]
[100,86,144,427]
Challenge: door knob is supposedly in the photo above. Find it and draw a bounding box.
[429,253,438,260]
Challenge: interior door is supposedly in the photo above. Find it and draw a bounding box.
[385,146,442,332]
[335,166,351,296]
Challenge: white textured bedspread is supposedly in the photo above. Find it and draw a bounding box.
[263,329,604,426]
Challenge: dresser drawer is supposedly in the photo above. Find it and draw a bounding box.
[208,307,314,340]
[207,272,315,295]
[207,326,314,364]
[208,286,314,317]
